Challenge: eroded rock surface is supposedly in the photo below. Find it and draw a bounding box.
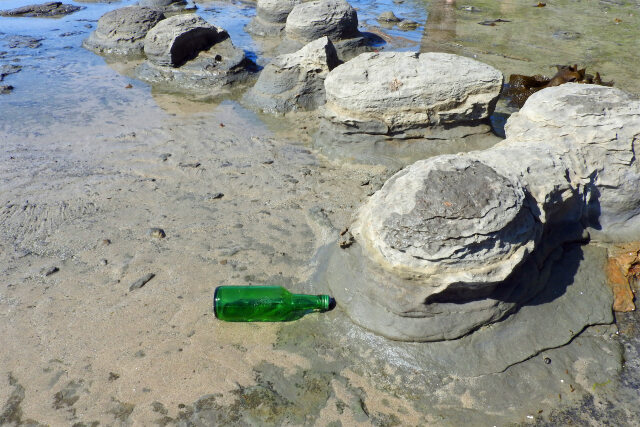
[136,15,255,94]
[323,51,503,135]
[324,84,640,341]
[244,37,340,113]
[245,0,301,37]
[280,0,372,61]
[83,7,166,56]
[0,2,83,17]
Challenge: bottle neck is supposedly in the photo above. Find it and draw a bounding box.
[291,294,330,311]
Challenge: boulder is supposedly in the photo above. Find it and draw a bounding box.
[280,0,372,61]
[0,2,83,17]
[323,51,503,135]
[137,15,256,94]
[244,37,340,113]
[83,7,166,56]
[245,0,301,37]
[143,15,223,67]
[322,84,640,341]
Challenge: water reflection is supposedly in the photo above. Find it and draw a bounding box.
[421,0,457,54]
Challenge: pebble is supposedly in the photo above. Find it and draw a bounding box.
[398,19,419,30]
[129,273,155,291]
[42,266,59,277]
[208,192,224,200]
[148,228,166,239]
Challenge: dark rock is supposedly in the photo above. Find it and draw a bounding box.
[0,2,83,17]
[5,36,43,49]
[0,85,13,94]
[83,7,166,56]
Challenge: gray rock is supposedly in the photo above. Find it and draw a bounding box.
[397,19,419,30]
[246,0,301,37]
[0,65,22,81]
[244,37,340,114]
[137,16,255,94]
[5,36,43,49]
[280,0,371,61]
[83,7,166,56]
[0,85,13,94]
[322,51,503,136]
[377,11,401,23]
[143,15,223,67]
[0,2,83,17]
[286,0,359,43]
[326,83,640,341]
[129,273,155,290]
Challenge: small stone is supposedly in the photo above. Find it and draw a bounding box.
[262,159,274,164]
[148,228,166,239]
[129,273,155,291]
[101,238,111,245]
[338,231,355,248]
[397,19,419,30]
[0,85,13,94]
[100,259,108,266]
[208,192,224,200]
[108,372,120,381]
[160,153,172,161]
[134,350,146,357]
[377,11,401,23]
[178,162,201,168]
[42,266,59,277]
[543,357,551,364]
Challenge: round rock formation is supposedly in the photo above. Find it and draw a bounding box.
[245,0,301,37]
[83,7,165,56]
[136,15,256,94]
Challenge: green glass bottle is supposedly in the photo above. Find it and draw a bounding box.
[213,286,331,322]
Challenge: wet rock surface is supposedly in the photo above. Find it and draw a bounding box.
[245,0,301,37]
[280,0,373,61]
[83,7,166,56]
[136,15,256,94]
[0,2,83,17]
[329,83,640,341]
[244,36,340,114]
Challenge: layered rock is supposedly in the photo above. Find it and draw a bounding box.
[321,84,640,341]
[245,0,301,37]
[83,7,165,56]
[244,37,340,113]
[0,2,83,17]
[279,0,373,61]
[136,15,256,94]
[315,51,503,165]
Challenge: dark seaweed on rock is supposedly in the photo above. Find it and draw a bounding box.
[507,64,614,107]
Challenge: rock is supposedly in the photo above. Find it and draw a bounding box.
[377,11,401,23]
[129,273,155,291]
[323,83,640,341]
[0,85,13,94]
[244,37,340,113]
[0,65,22,81]
[246,0,301,37]
[397,19,419,30]
[281,0,371,61]
[138,0,195,13]
[83,7,166,56]
[148,228,166,238]
[5,36,43,49]
[320,51,502,138]
[143,15,223,67]
[42,266,60,277]
[137,15,256,94]
[0,2,83,17]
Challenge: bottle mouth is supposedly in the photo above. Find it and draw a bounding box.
[320,294,331,311]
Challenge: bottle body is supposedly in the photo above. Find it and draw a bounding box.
[214,286,331,322]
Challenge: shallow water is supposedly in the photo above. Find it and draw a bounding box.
[1,0,639,425]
